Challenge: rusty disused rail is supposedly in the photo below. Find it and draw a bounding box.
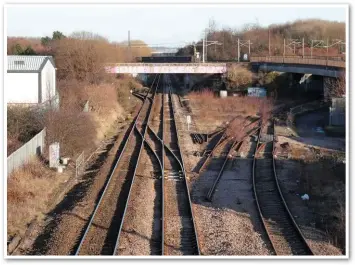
[252,120,314,256]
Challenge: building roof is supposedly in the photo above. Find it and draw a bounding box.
[7,55,55,73]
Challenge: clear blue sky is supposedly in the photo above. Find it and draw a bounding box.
[6,4,347,47]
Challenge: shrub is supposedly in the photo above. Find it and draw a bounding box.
[7,106,45,148]
[45,109,97,158]
[224,65,253,91]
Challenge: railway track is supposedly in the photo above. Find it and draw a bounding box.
[74,74,199,256]
[252,120,314,256]
[162,76,200,255]
[74,74,160,255]
[205,126,259,202]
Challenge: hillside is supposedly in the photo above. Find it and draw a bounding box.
[177,19,345,60]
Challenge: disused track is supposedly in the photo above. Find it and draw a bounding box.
[252,120,314,256]
[74,74,160,255]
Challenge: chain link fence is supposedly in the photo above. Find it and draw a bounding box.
[75,151,85,178]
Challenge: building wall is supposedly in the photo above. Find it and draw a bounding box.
[40,60,56,102]
[7,72,39,103]
[329,97,345,126]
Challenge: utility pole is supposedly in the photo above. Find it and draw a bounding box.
[248,40,251,56]
[128,30,131,61]
[268,28,271,56]
[283,38,285,57]
[311,40,313,58]
[205,32,208,62]
[302,38,304,58]
[327,38,329,65]
[237,38,240,62]
[202,29,206,63]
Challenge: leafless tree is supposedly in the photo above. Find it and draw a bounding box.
[324,71,346,102]
[224,64,252,91]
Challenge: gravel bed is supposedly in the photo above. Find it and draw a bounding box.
[172,94,272,256]
[117,149,161,255]
[164,182,183,256]
[23,122,133,255]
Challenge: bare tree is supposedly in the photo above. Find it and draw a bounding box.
[224,64,252,91]
[324,71,346,102]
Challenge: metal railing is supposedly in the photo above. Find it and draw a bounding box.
[7,128,46,177]
[75,151,85,178]
[250,56,345,68]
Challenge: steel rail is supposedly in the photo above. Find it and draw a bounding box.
[168,81,200,255]
[205,124,261,201]
[251,122,277,253]
[74,74,158,255]
[113,74,161,254]
[252,120,313,255]
[271,121,314,255]
[197,117,260,174]
[197,130,227,173]
[143,87,165,254]
[134,126,163,173]
[147,126,184,172]
[161,85,165,255]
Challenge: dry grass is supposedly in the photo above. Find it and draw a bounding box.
[47,77,140,159]
[276,139,345,252]
[188,89,271,126]
[189,90,264,115]
[115,75,143,110]
[298,156,345,251]
[7,158,71,240]
[225,117,249,140]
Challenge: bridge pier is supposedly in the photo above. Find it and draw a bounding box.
[184,74,191,89]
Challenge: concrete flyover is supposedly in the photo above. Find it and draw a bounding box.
[250,56,345,78]
[105,63,227,74]
[105,56,345,77]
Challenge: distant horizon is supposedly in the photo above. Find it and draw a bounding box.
[6,5,347,47]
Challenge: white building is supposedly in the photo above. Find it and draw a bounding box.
[7,55,57,105]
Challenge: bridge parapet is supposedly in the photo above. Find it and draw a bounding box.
[105,63,227,74]
[250,56,345,68]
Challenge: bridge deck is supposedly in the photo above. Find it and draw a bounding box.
[105,56,345,74]
[251,56,345,68]
[105,63,227,74]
